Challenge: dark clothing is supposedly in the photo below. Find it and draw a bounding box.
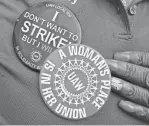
[0,0,148,124]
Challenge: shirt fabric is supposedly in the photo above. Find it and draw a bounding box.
[0,0,148,125]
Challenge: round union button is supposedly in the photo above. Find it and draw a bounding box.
[13,2,81,70]
[39,44,111,120]
[129,5,137,15]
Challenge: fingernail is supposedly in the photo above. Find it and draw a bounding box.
[107,60,127,76]
[114,52,130,62]
[111,77,123,91]
[119,101,135,113]
[106,60,118,71]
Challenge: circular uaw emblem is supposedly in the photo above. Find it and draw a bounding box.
[13,2,81,70]
[39,44,111,120]
[30,51,42,62]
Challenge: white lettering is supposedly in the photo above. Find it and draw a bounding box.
[42,87,57,107]
[52,11,60,22]
[41,73,51,85]
[55,103,87,119]
[68,71,85,91]
[21,21,31,33]
[44,60,55,71]
[59,49,67,60]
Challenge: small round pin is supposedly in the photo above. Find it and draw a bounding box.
[129,5,137,15]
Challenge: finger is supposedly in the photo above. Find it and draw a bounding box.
[112,77,149,108]
[114,51,149,68]
[107,59,149,89]
[119,100,149,122]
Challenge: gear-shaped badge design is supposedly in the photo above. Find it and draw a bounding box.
[39,44,111,120]
[31,51,42,62]
[54,59,98,106]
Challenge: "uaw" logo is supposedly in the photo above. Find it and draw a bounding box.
[54,59,98,106]
[39,44,111,120]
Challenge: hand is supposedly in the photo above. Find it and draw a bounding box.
[107,52,149,122]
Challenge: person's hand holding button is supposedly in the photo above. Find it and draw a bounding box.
[107,52,149,122]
